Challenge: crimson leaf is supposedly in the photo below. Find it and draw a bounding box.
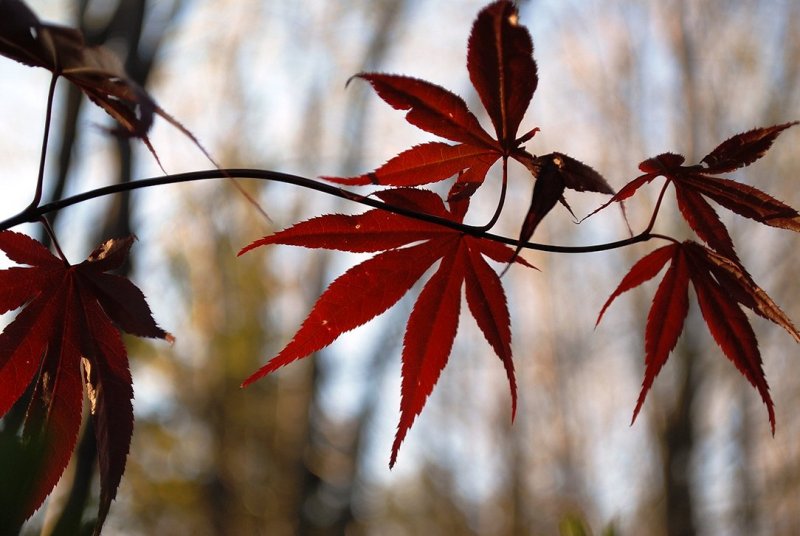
[324,1,544,196]
[239,188,534,467]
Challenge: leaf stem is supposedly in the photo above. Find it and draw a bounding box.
[39,217,69,264]
[28,73,59,211]
[478,156,508,232]
[1,168,671,254]
[644,179,672,234]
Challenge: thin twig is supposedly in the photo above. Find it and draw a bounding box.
[2,168,668,254]
[28,73,59,211]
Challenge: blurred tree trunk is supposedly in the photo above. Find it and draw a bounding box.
[40,1,179,534]
[655,3,702,534]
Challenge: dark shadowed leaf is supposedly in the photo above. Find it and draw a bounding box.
[0,231,170,534]
[599,241,795,434]
[508,152,613,267]
[0,0,208,167]
[467,0,537,146]
[701,122,799,173]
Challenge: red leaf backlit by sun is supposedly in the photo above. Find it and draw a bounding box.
[323,1,537,195]
[323,0,611,218]
[240,188,534,467]
[467,0,538,147]
[323,0,612,265]
[0,232,170,534]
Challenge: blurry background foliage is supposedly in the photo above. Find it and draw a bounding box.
[0,0,798,535]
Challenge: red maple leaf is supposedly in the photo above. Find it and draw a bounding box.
[324,1,536,193]
[591,123,799,261]
[323,1,612,216]
[597,240,800,430]
[239,188,534,467]
[0,231,170,534]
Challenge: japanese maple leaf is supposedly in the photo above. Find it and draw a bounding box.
[597,240,799,431]
[592,122,799,261]
[239,188,534,467]
[324,1,612,256]
[0,231,170,535]
[0,0,204,166]
[324,1,537,197]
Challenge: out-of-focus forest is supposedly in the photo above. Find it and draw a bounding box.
[1,0,798,534]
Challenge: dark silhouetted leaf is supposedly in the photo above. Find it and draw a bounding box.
[0,0,207,167]
[509,153,613,265]
[599,241,796,432]
[467,0,537,147]
[701,122,799,173]
[0,231,170,535]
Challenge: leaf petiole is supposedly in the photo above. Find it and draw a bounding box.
[478,156,509,232]
[644,179,672,234]
[38,216,68,263]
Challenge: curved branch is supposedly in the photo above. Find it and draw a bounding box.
[1,168,666,253]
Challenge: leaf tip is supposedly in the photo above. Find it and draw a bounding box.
[344,72,367,89]
[240,372,261,389]
[238,238,267,256]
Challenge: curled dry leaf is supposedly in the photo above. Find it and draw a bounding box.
[0,0,208,167]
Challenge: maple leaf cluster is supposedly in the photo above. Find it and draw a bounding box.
[0,0,182,532]
[594,122,800,428]
[240,188,535,466]
[0,0,797,532]
[242,0,799,467]
[242,1,615,466]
